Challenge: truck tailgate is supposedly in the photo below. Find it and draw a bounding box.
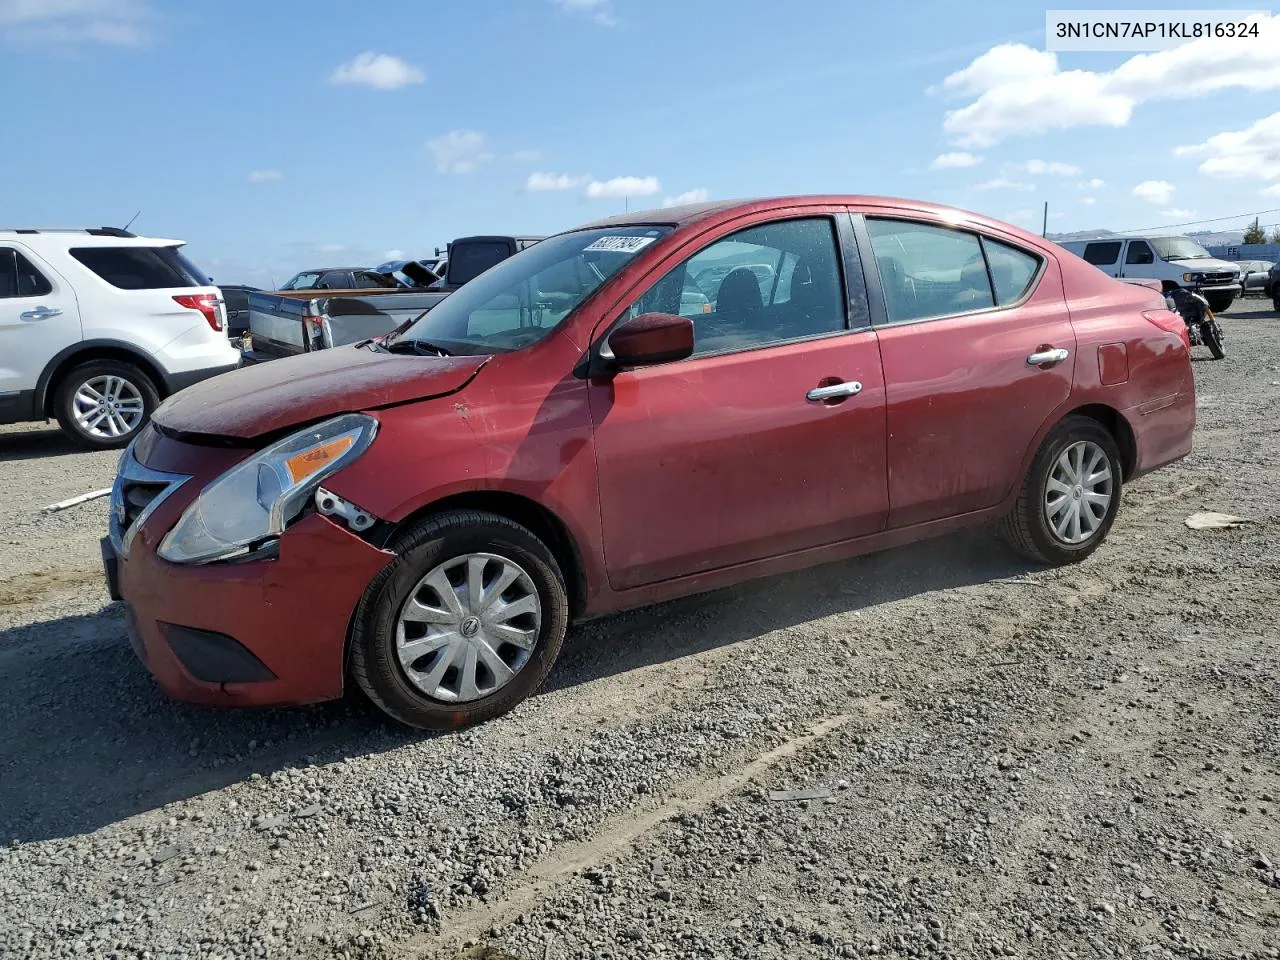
[249,292,312,359]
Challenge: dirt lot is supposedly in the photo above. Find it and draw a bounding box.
[1,305,1277,960]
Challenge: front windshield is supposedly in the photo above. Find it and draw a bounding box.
[283,272,321,290]
[1151,237,1213,261]
[391,226,671,355]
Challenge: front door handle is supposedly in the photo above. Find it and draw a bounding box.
[1027,347,1069,367]
[19,306,61,322]
[806,380,863,402]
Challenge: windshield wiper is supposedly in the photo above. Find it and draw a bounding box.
[382,338,453,357]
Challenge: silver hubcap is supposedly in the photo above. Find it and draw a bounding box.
[73,375,145,439]
[395,553,541,703]
[1044,440,1114,544]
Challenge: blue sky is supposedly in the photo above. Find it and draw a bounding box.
[2,0,1279,285]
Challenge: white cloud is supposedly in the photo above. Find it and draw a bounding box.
[383,249,406,260]
[1133,179,1175,204]
[526,172,587,191]
[247,170,282,183]
[976,177,1036,192]
[1082,196,1097,205]
[938,16,1280,147]
[663,188,709,207]
[513,149,543,162]
[1175,112,1280,181]
[1078,177,1106,189]
[931,151,982,169]
[318,244,346,254]
[1160,208,1195,219]
[553,0,615,26]
[0,0,153,45]
[427,130,494,174]
[585,176,661,199]
[329,52,424,90]
[1021,159,1082,177]
[1263,183,1280,197]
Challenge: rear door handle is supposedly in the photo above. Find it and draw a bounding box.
[19,306,61,322]
[1027,347,1069,366]
[807,381,862,402]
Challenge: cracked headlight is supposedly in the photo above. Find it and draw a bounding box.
[158,414,378,564]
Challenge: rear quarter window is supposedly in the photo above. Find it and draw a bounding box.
[70,246,210,290]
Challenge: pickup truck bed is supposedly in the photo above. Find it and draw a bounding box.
[246,290,449,361]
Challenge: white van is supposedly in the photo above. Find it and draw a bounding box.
[1060,236,1241,312]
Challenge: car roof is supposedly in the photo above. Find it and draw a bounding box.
[0,229,184,247]
[573,195,1059,248]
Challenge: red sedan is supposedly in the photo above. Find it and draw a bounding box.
[103,196,1195,728]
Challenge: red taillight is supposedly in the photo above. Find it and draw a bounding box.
[1143,309,1190,351]
[173,294,223,332]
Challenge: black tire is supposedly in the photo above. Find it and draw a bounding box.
[1273,291,1280,314]
[1202,321,1225,360]
[349,509,570,730]
[999,415,1123,566]
[53,359,159,450]
[1205,293,1234,314]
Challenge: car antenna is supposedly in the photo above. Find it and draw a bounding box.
[122,210,141,233]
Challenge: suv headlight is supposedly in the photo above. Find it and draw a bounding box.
[158,414,378,564]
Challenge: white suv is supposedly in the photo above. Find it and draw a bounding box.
[0,228,241,448]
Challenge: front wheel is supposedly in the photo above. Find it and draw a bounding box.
[349,510,570,730]
[53,360,159,449]
[1202,320,1225,360]
[999,416,1123,565]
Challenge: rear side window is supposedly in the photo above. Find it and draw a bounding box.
[867,219,994,323]
[70,245,210,290]
[0,248,53,298]
[222,287,251,311]
[449,242,512,285]
[983,238,1041,305]
[1081,241,1122,266]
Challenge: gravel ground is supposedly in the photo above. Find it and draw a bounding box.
[1,304,1277,960]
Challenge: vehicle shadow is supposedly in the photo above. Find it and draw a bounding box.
[0,425,88,462]
[0,530,1027,844]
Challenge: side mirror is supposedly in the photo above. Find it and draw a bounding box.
[603,312,694,367]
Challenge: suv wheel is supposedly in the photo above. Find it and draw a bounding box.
[999,415,1123,565]
[54,360,159,449]
[350,510,570,730]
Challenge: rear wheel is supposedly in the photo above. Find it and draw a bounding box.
[1205,293,1235,314]
[53,360,158,449]
[1000,416,1123,565]
[349,510,570,730]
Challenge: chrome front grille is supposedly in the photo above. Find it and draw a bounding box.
[109,443,189,556]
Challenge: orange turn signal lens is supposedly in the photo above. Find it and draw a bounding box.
[284,434,356,484]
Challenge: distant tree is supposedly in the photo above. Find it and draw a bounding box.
[1243,219,1266,244]
[1270,228,1280,244]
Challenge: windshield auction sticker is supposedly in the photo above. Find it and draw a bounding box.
[585,236,658,254]
[1046,10,1270,51]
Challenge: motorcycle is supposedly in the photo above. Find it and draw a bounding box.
[1165,286,1225,360]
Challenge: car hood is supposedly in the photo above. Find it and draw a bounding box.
[151,345,488,441]
[1182,258,1239,274]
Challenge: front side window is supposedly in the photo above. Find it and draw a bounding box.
[868,219,994,323]
[70,245,209,290]
[1125,240,1155,265]
[1081,241,1122,266]
[628,218,846,356]
[0,248,53,298]
[391,226,671,355]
